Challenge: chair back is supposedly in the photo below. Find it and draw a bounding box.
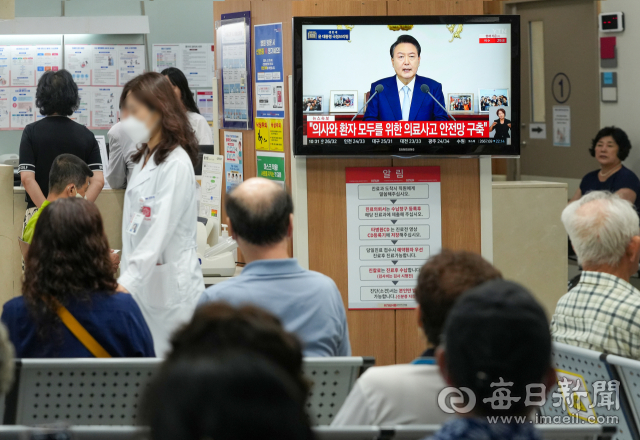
[541,343,637,440]
[303,357,374,425]
[4,358,162,426]
[605,354,640,433]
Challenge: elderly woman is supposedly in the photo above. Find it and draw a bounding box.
[569,127,640,212]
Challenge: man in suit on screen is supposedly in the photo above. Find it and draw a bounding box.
[363,35,448,122]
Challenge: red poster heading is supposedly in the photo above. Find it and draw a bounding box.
[479,37,507,44]
[307,121,489,138]
[346,166,441,184]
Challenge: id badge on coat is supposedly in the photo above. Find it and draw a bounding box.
[127,212,145,235]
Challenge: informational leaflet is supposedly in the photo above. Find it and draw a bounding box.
[92,46,117,86]
[10,87,36,128]
[10,46,36,86]
[0,47,8,86]
[345,167,442,310]
[71,87,91,127]
[196,90,214,122]
[268,119,284,152]
[152,44,180,72]
[553,105,571,147]
[92,87,121,129]
[254,23,284,119]
[220,21,249,124]
[0,88,9,129]
[256,151,285,188]
[182,44,210,88]
[255,118,270,151]
[223,131,243,192]
[117,45,145,85]
[199,154,224,220]
[34,45,62,82]
[95,135,110,190]
[65,45,92,85]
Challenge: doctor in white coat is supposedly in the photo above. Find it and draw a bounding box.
[116,72,204,356]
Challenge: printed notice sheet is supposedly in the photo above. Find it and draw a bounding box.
[200,154,224,220]
[345,167,442,309]
[10,46,36,86]
[10,87,35,128]
[65,45,91,85]
[224,131,243,192]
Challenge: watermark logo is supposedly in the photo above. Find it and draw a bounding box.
[437,387,476,414]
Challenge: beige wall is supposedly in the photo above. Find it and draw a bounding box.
[492,181,568,317]
[0,164,124,304]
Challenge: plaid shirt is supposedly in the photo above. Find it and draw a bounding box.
[551,271,640,359]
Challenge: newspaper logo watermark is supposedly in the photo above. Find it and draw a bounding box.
[437,374,620,424]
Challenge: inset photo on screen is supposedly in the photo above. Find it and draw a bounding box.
[489,105,511,145]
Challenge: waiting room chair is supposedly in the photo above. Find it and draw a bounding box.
[605,354,640,433]
[303,357,375,425]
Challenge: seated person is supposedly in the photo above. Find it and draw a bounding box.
[570,126,640,212]
[431,280,554,440]
[198,178,350,357]
[22,153,92,244]
[2,198,155,358]
[141,353,314,440]
[332,250,502,426]
[166,302,307,395]
[363,35,448,122]
[553,191,640,358]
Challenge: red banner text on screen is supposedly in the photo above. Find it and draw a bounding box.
[307,121,490,139]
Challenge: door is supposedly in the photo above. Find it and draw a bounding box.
[509,0,599,180]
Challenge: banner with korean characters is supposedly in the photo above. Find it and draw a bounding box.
[345,166,442,309]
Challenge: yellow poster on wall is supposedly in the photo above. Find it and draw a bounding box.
[255,118,270,151]
[269,119,284,152]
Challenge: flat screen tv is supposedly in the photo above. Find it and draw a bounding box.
[293,15,520,157]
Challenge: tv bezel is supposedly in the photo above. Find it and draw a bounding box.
[292,15,521,157]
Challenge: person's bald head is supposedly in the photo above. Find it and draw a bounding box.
[226,178,293,246]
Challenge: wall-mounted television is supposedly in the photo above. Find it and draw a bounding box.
[292,15,520,157]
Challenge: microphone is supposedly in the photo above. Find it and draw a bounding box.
[421,84,456,121]
[352,84,384,121]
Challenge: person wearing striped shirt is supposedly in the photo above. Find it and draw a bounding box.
[552,191,640,359]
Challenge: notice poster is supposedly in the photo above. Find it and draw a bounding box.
[92,87,121,129]
[152,44,180,72]
[345,167,442,310]
[219,20,250,125]
[35,45,62,82]
[10,87,35,129]
[255,118,270,150]
[224,131,243,192]
[92,46,117,86]
[0,88,9,129]
[71,87,91,127]
[254,23,285,119]
[182,44,210,88]
[0,47,8,86]
[268,119,284,151]
[196,90,214,123]
[199,154,224,220]
[553,105,571,147]
[118,45,145,85]
[10,46,36,86]
[256,151,285,187]
[65,45,91,85]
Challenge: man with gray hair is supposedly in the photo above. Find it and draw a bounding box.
[551,190,640,358]
[198,177,351,357]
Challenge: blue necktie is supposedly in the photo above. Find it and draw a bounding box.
[402,85,410,121]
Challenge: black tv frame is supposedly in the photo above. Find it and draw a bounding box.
[292,15,521,157]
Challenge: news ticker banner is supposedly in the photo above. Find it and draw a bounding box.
[307,119,490,139]
[346,166,442,310]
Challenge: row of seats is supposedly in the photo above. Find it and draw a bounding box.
[0,424,617,440]
[542,342,640,440]
[1,357,374,426]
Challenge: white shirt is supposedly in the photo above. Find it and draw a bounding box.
[105,121,139,189]
[397,76,416,119]
[187,111,214,145]
[331,363,452,426]
[118,146,204,356]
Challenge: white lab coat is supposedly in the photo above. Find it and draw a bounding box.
[118,146,204,356]
[187,111,214,145]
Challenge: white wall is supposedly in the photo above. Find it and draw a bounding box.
[600,0,640,174]
[302,23,511,113]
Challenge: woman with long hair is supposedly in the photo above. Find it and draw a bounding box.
[117,72,204,356]
[161,67,214,145]
[2,198,154,358]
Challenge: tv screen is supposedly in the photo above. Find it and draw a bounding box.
[293,15,520,157]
